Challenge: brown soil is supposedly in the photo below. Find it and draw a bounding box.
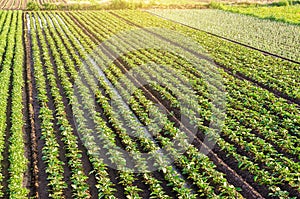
[23,12,37,198]
[2,39,13,199]
[1,12,16,198]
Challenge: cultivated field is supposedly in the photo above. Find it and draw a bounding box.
[0,0,194,10]
[221,4,300,25]
[0,3,299,199]
[150,9,300,62]
[0,0,27,9]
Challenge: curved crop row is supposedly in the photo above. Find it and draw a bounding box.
[46,11,199,199]
[115,10,300,103]
[0,10,295,199]
[67,10,300,198]
[58,11,247,198]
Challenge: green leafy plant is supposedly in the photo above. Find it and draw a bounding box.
[26,2,40,10]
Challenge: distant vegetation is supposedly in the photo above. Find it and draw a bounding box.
[26,0,207,10]
[26,0,141,10]
[24,0,300,12]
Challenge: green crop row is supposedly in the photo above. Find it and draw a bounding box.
[68,10,299,198]
[118,10,300,102]
[8,11,29,198]
[0,11,29,197]
[65,10,243,198]
[28,13,67,198]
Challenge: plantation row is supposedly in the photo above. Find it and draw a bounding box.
[30,0,66,6]
[122,10,300,103]
[67,10,300,198]
[27,11,247,198]
[0,0,26,9]
[0,10,299,198]
[0,11,28,197]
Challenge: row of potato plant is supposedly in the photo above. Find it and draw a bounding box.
[33,12,92,198]
[42,11,118,198]
[0,11,28,197]
[64,11,243,198]
[28,13,67,198]
[114,10,300,102]
[0,11,15,197]
[71,10,297,197]
[42,13,117,198]
[8,11,29,198]
[38,12,142,199]
[48,12,199,199]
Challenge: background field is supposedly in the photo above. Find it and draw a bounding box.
[0,0,290,10]
[220,4,300,24]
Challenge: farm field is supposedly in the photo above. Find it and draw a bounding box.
[150,9,300,62]
[0,5,299,199]
[0,0,27,9]
[220,4,300,25]
[0,10,28,198]
[0,0,281,10]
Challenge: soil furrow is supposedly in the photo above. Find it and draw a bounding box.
[43,14,101,197]
[23,12,38,198]
[1,12,15,198]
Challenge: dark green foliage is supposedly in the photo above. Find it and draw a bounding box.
[42,3,58,10]
[26,2,40,10]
